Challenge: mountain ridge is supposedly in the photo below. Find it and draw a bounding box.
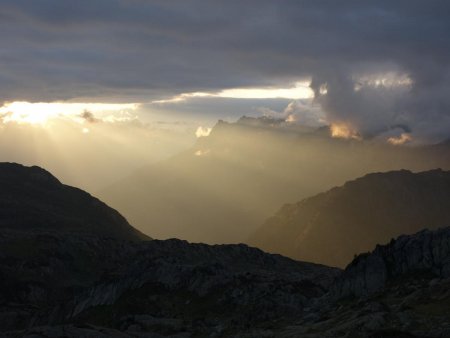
[0,162,149,241]
[249,168,450,267]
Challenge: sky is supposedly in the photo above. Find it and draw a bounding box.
[0,1,450,189]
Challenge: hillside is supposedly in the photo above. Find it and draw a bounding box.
[249,169,450,267]
[0,162,148,241]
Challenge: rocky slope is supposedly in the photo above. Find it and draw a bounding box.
[3,227,450,337]
[249,169,450,267]
[288,227,450,338]
[0,230,339,337]
[0,162,148,241]
[99,116,450,244]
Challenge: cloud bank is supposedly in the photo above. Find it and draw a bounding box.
[1,1,450,142]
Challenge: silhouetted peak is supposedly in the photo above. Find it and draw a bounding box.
[0,162,149,241]
[343,168,448,189]
[0,162,61,186]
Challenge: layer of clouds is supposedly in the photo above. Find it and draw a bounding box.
[1,1,450,141]
[259,100,326,127]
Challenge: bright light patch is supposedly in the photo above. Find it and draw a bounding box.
[194,149,210,157]
[153,81,314,104]
[0,101,139,125]
[285,114,296,123]
[319,83,328,95]
[330,123,361,140]
[195,126,212,138]
[388,133,412,145]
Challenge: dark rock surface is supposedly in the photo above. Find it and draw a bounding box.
[0,229,339,337]
[250,169,450,267]
[332,227,450,298]
[3,228,450,337]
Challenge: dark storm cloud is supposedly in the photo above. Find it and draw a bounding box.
[1,1,450,140]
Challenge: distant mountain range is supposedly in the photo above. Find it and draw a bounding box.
[0,162,148,241]
[1,163,450,337]
[100,116,450,244]
[249,169,450,267]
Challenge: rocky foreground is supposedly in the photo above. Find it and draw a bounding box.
[0,229,338,337]
[1,226,450,337]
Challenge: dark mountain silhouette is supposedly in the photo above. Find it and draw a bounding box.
[99,117,450,244]
[0,162,148,241]
[1,163,450,336]
[249,169,450,267]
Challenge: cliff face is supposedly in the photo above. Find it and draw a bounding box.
[333,227,450,298]
[0,162,148,241]
[250,169,450,267]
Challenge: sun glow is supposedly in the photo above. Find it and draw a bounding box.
[195,126,212,138]
[0,102,139,125]
[152,81,314,104]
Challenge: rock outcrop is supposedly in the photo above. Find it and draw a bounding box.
[333,227,450,298]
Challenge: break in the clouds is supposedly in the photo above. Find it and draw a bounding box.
[1,1,450,142]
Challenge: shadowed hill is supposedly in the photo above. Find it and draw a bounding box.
[0,162,149,241]
[100,116,450,244]
[249,169,450,267]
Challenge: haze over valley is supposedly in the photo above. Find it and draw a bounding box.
[101,116,450,245]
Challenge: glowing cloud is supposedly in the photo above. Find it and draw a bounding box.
[153,81,313,104]
[195,126,212,138]
[388,133,412,145]
[330,123,361,140]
